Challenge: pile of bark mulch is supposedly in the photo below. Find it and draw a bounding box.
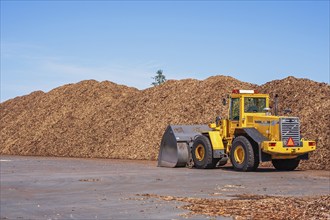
[138,193,330,219]
[0,75,329,170]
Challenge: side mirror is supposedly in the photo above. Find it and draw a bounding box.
[222,98,226,106]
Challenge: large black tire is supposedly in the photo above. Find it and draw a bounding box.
[192,135,218,169]
[230,136,259,171]
[272,159,300,171]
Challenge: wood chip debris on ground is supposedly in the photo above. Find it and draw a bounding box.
[137,193,330,220]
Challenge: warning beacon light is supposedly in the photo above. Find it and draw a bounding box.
[232,89,258,94]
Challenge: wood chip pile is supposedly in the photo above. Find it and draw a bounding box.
[1,76,329,170]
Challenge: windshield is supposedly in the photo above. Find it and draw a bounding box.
[244,97,266,113]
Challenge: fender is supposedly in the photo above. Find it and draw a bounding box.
[234,128,271,162]
[205,131,225,158]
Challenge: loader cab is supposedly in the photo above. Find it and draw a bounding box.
[228,90,269,132]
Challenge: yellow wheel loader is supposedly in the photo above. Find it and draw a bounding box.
[158,90,316,171]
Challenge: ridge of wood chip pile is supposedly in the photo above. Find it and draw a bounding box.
[1,76,329,170]
[137,193,330,219]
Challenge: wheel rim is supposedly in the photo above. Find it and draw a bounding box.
[195,144,205,161]
[234,145,245,164]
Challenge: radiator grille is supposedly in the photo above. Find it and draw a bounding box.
[280,117,301,146]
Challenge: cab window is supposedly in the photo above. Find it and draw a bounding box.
[230,98,240,120]
[244,97,266,113]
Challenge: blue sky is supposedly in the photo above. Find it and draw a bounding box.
[1,1,329,101]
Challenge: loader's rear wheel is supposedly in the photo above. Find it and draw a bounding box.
[192,135,218,169]
[230,136,259,171]
[272,159,300,171]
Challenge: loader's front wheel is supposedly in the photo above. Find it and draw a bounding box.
[230,136,259,171]
[192,135,218,169]
[272,159,300,171]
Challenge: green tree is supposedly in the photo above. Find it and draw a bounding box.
[151,70,166,86]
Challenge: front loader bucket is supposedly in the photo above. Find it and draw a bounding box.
[157,125,211,168]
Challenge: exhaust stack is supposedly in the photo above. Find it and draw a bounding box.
[274,94,279,116]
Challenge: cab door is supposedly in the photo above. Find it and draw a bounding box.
[229,98,240,137]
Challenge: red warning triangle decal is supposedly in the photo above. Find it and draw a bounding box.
[286,137,295,146]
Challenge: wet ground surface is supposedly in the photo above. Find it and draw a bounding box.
[1,156,329,219]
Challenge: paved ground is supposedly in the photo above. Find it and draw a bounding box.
[1,156,329,219]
